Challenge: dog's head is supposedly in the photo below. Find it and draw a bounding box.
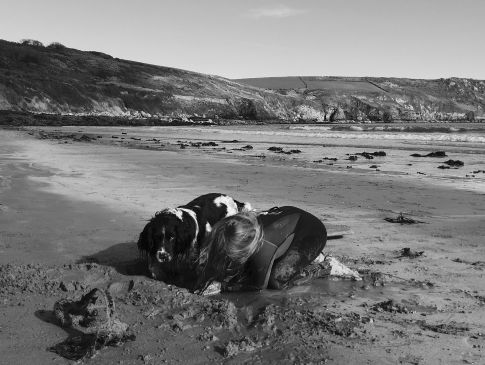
[137,208,197,264]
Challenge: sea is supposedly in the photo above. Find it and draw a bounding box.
[53,122,485,193]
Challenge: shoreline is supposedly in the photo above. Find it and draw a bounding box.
[20,125,485,194]
[3,110,485,127]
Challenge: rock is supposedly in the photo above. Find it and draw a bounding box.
[371,299,410,314]
[78,134,94,142]
[107,281,127,294]
[426,151,447,157]
[411,151,447,158]
[416,320,469,335]
[171,320,185,332]
[197,330,219,342]
[398,247,424,258]
[202,282,221,296]
[50,288,134,360]
[373,151,386,156]
[443,159,464,167]
[329,107,346,122]
[355,151,386,159]
[311,255,362,281]
[425,151,447,157]
[361,316,374,324]
[59,281,75,292]
[203,299,238,329]
[222,336,262,358]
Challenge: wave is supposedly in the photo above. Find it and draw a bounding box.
[288,125,332,131]
[151,126,485,144]
[317,132,485,143]
[289,124,480,133]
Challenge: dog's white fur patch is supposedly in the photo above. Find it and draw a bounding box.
[179,208,199,246]
[205,222,212,233]
[213,195,238,217]
[162,208,183,220]
[242,202,253,212]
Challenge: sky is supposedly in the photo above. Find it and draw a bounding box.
[1,0,484,79]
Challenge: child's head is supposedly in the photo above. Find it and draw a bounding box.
[196,211,263,291]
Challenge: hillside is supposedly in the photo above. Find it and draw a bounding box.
[0,39,324,122]
[1,39,484,124]
[237,76,485,122]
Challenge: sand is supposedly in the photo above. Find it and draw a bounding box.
[0,127,484,364]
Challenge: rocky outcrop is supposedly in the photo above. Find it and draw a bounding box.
[238,76,485,122]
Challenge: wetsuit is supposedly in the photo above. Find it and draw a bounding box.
[237,206,327,290]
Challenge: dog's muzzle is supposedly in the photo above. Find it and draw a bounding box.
[156,249,171,263]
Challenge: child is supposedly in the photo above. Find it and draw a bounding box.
[194,206,327,293]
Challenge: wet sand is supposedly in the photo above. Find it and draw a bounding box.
[1,127,484,364]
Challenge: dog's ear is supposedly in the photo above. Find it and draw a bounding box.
[175,215,197,254]
[137,222,153,256]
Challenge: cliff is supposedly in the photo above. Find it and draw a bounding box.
[237,76,485,122]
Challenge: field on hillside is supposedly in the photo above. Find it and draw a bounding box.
[238,77,385,93]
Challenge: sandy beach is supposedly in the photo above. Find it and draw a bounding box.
[1,126,484,364]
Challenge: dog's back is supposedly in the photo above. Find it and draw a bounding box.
[182,193,252,243]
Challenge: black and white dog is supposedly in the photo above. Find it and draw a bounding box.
[137,193,252,285]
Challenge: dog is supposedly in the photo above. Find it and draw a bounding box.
[137,193,252,285]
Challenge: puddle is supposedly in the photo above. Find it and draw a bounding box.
[220,276,432,311]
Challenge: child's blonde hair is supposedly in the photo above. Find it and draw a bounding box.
[196,211,263,290]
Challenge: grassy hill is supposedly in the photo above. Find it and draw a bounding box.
[1,39,484,124]
[0,39,325,122]
[237,76,485,122]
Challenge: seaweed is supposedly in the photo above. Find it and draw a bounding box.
[385,213,424,224]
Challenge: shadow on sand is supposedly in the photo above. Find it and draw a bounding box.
[77,241,147,276]
[35,309,90,360]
